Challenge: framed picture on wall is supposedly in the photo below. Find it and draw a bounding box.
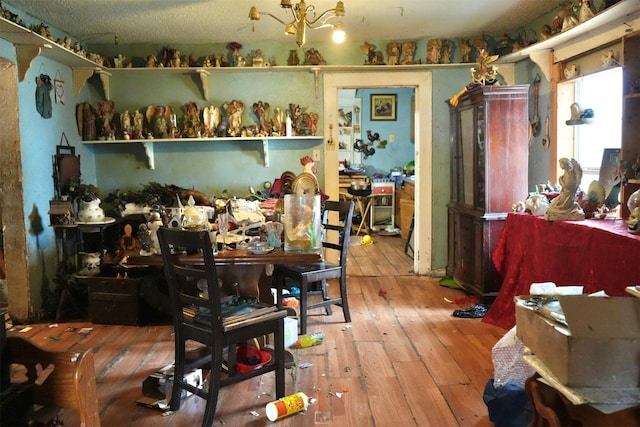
[370,94,397,121]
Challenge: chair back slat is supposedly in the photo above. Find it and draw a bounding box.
[320,200,354,267]
[158,228,224,335]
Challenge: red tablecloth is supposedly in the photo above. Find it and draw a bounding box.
[483,213,640,330]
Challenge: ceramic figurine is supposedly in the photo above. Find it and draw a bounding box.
[440,40,453,64]
[95,101,116,138]
[458,38,472,63]
[77,198,105,223]
[427,39,442,64]
[203,105,220,137]
[361,41,384,65]
[77,252,101,276]
[578,0,595,23]
[303,48,326,65]
[181,101,201,138]
[287,50,300,66]
[146,104,175,138]
[564,64,578,79]
[545,158,585,221]
[252,49,264,67]
[524,194,550,216]
[386,42,401,66]
[253,101,272,135]
[224,99,244,137]
[601,50,617,68]
[628,207,640,234]
[400,41,416,65]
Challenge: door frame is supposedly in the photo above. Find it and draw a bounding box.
[323,71,433,274]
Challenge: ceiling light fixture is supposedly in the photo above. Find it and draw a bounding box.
[249,1,346,47]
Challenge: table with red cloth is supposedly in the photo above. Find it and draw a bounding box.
[482,213,640,330]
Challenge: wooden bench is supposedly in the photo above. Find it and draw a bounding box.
[2,336,101,426]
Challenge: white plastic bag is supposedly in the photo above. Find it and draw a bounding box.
[492,327,535,387]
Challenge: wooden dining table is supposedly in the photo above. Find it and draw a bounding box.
[125,248,322,304]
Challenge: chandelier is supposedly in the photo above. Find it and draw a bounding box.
[249,1,346,47]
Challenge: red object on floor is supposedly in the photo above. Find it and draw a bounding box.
[454,296,479,305]
[483,213,640,330]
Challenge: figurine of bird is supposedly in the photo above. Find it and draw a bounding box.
[366,130,380,143]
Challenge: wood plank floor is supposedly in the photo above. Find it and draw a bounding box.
[8,234,507,426]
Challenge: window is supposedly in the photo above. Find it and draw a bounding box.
[573,67,623,185]
[556,67,622,190]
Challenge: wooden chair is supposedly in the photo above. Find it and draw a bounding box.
[274,200,354,334]
[157,228,287,427]
[2,336,101,427]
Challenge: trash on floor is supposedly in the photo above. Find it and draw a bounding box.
[453,304,488,318]
[265,392,310,421]
[293,332,324,348]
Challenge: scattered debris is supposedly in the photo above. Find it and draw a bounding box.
[341,324,352,331]
[298,362,313,369]
[250,410,260,417]
[48,323,58,328]
[378,289,387,297]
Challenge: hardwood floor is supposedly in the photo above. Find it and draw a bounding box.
[8,235,507,426]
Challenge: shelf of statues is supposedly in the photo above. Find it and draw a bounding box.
[0,13,109,95]
[495,0,640,80]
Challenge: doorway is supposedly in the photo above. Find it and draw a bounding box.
[323,71,433,274]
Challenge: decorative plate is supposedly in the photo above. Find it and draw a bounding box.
[279,171,296,194]
[249,246,274,255]
[292,172,319,196]
[76,216,116,225]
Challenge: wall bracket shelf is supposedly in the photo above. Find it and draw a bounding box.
[0,15,107,84]
[496,0,640,80]
[81,136,323,169]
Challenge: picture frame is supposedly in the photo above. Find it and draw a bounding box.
[370,94,397,121]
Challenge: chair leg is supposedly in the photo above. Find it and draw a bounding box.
[201,347,223,427]
[170,337,186,411]
[275,319,285,398]
[300,279,309,335]
[321,280,333,315]
[339,275,351,323]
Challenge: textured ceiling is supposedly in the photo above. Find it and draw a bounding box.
[4,0,570,46]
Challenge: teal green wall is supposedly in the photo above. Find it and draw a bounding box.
[1,38,96,318]
[87,69,324,198]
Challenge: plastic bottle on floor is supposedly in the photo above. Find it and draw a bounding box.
[294,332,324,348]
[265,392,309,421]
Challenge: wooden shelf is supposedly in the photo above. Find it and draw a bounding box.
[0,15,106,94]
[496,0,640,80]
[81,136,324,169]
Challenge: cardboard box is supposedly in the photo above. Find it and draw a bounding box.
[515,295,640,388]
[137,364,203,410]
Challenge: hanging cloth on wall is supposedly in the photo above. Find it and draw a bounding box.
[35,73,53,118]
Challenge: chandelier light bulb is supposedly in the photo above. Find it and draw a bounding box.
[332,22,345,43]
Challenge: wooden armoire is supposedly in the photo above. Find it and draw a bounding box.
[447,85,529,300]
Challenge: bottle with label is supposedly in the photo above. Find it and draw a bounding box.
[265,392,309,421]
[285,114,293,137]
[294,332,324,348]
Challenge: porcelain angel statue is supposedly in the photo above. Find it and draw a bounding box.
[544,158,585,221]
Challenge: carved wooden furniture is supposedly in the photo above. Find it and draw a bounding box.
[447,85,529,300]
[1,336,101,426]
